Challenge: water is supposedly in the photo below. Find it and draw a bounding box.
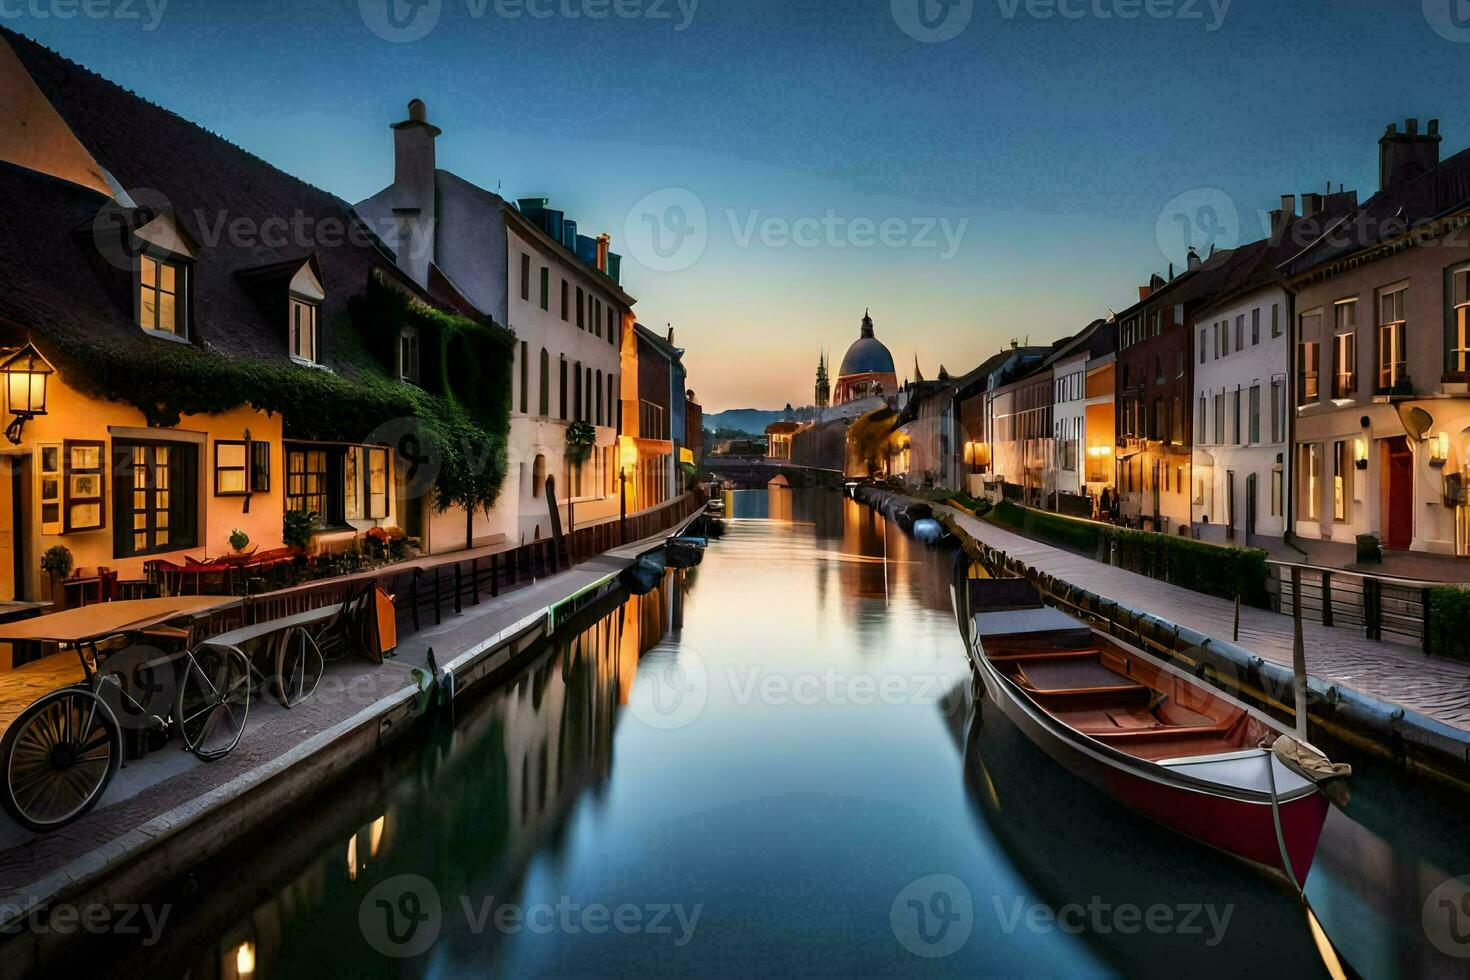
[56,488,1470,977]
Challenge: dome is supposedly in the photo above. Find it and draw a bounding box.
[838,311,895,377]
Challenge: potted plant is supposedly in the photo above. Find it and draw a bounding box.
[566,420,597,461]
[40,544,72,603]
[282,509,318,553]
[228,528,250,553]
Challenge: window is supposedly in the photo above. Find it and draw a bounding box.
[576,287,585,328]
[596,370,604,426]
[607,307,616,345]
[1451,267,1470,374]
[1301,444,1321,521]
[290,298,319,364]
[1200,330,1207,364]
[1213,392,1224,444]
[585,367,593,423]
[559,357,568,420]
[609,376,617,431]
[594,298,602,338]
[1298,340,1320,406]
[1270,378,1283,443]
[366,446,389,520]
[1198,393,1207,443]
[1230,388,1240,445]
[1271,470,1282,517]
[1332,330,1356,398]
[1271,303,1281,338]
[573,361,583,421]
[1248,385,1260,444]
[532,454,546,497]
[62,440,105,533]
[1221,320,1230,357]
[114,439,197,557]
[138,254,185,337]
[1171,395,1182,444]
[344,446,361,520]
[538,348,550,416]
[1252,308,1261,345]
[286,448,329,518]
[398,326,419,384]
[36,444,61,535]
[519,341,529,414]
[539,266,549,311]
[560,279,569,321]
[1377,286,1407,390]
[1235,315,1244,351]
[214,440,270,496]
[1333,440,1351,521]
[520,253,530,302]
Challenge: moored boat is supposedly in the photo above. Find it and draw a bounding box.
[951,568,1347,885]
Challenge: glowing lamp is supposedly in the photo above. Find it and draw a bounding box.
[1430,431,1450,469]
[1,343,52,444]
[1354,437,1368,470]
[235,941,256,977]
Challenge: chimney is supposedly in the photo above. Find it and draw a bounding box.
[1300,192,1323,219]
[1186,248,1202,272]
[390,98,442,286]
[667,325,675,345]
[1138,284,1153,302]
[596,233,610,273]
[1379,117,1442,191]
[1268,194,1297,240]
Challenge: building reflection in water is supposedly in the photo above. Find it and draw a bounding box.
[180,572,684,980]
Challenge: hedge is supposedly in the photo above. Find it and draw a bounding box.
[982,500,1269,605]
[1427,586,1470,661]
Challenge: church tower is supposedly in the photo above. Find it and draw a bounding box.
[815,350,831,409]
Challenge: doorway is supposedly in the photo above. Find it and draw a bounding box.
[1245,472,1257,540]
[1380,436,1413,551]
[1,453,29,601]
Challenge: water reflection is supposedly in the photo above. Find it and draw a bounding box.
[42,488,1470,978]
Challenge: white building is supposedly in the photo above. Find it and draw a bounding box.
[357,100,628,548]
[1044,319,1115,509]
[1191,255,1291,544]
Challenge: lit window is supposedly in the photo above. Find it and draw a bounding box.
[1452,268,1470,374]
[139,254,184,336]
[399,326,419,384]
[290,298,319,363]
[1377,287,1407,390]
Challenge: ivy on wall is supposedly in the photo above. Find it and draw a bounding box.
[47,276,514,515]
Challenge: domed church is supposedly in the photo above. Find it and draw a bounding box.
[833,310,897,405]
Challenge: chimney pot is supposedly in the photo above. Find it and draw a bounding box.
[408,98,427,123]
[1429,118,1440,136]
[1280,194,1296,215]
[1407,117,1419,135]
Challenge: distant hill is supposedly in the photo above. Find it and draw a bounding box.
[704,406,815,435]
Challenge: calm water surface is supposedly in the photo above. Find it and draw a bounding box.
[72,489,1470,978]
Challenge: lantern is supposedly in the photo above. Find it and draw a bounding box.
[0,343,52,445]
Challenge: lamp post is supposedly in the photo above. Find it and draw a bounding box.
[618,466,627,544]
[1,343,52,445]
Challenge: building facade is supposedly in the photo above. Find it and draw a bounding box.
[833,311,898,405]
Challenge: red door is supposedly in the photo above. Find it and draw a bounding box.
[1381,436,1413,550]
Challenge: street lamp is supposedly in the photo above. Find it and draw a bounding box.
[1,343,52,445]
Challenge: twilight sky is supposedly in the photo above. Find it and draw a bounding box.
[11,0,1470,410]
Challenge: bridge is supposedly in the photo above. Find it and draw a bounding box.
[703,456,845,488]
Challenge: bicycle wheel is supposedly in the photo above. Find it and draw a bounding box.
[0,686,121,832]
[175,644,251,761]
[273,627,324,709]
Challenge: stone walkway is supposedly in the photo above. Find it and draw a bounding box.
[940,504,1470,732]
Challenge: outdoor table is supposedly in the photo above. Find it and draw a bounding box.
[0,600,53,668]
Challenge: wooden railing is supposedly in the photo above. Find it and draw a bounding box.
[190,491,707,642]
[1268,561,1439,651]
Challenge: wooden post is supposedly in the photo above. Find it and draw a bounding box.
[471,557,480,605]
[1233,592,1240,642]
[490,552,499,597]
[1422,587,1433,654]
[1321,570,1333,627]
[1363,577,1379,641]
[410,569,421,632]
[433,567,442,626]
[453,562,463,615]
[1291,566,1308,740]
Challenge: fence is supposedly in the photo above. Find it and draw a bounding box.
[190,491,707,642]
[1269,561,1437,651]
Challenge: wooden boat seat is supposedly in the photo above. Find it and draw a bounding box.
[987,647,1102,664]
[1011,656,1137,693]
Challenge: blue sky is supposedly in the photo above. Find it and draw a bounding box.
[10,0,1470,409]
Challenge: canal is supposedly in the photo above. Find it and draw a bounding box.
[52,488,1470,977]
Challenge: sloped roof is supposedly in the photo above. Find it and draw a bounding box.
[0,28,427,370]
[1282,146,1470,279]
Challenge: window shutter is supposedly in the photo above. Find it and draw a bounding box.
[170,443,200,548]
[1446,266,1457,376]
[112,444,132,557]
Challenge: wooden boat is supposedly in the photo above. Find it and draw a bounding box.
[952,572,1342,884]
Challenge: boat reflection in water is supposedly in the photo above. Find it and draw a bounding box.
[948,676,1343,977]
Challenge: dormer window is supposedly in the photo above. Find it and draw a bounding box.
[399,326,420,384]
[290,297,319,363]
[139,254,185,337]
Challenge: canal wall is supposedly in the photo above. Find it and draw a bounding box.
[853,486,1470,790]
[0,506,708,972]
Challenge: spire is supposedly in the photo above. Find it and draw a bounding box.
[860,309,874,338]
[913,353,924,384]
